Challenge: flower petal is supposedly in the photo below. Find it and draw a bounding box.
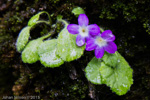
[85,36,96,41]
[67,24,79,34]
[91,33,101,38]
[95,46,104,58]
[78,14,89,26]
[76,34,85,46]
[101,30,115,42]
[104,42,117,54]
[88,24,100,36]
[85,37,97,51]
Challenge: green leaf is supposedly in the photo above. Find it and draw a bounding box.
[102,52,119,67]
[85,57,102,84]
[72,7,85,17]
[16,26,31,52]
[100,52,133,95]
[56,21,85,62]
[21,38,43,64]
[38,39,64,67]
[28,13,41,26]
[28,11,52,26]
[57,15,63,20]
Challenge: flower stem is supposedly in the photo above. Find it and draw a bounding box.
[57,19,69,28]
[40,33,51,40]
[36,20,50,25]
[40,24,58,40]
[100,27,104,33]
[40,11,52,25]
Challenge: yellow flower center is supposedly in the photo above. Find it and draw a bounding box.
[96,37,107,47]
[97,38,103,42]
[82,29,85,33]
[79,26,88,37]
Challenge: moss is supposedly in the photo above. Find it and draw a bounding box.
[96,0,150,34]
[0,0,150,100]
[0,63,14,96]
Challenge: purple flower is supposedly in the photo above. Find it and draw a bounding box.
[86,30,117,58]
[67,14,100,46]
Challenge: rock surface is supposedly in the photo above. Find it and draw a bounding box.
[0,0,150,100]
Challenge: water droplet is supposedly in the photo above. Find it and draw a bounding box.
[122,84,127,87]
[62,82,65,85]
[54,93,58,96]
[132,36,135,38]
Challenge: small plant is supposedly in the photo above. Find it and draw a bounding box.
[16,7,133,96]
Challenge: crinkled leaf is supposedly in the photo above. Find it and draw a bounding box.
[85,57,102,84]
[57,23,85,62]
[100,52,133,95]
[16,26,31,52]
[21,38,43,63]
[102,52,119,67]
[72,7,85,16]
[28,13,41,26]
[38,39,64,67]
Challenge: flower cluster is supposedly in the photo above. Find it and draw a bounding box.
[67,14,117,58]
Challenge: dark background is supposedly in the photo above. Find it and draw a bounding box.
[0,0,150,100]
